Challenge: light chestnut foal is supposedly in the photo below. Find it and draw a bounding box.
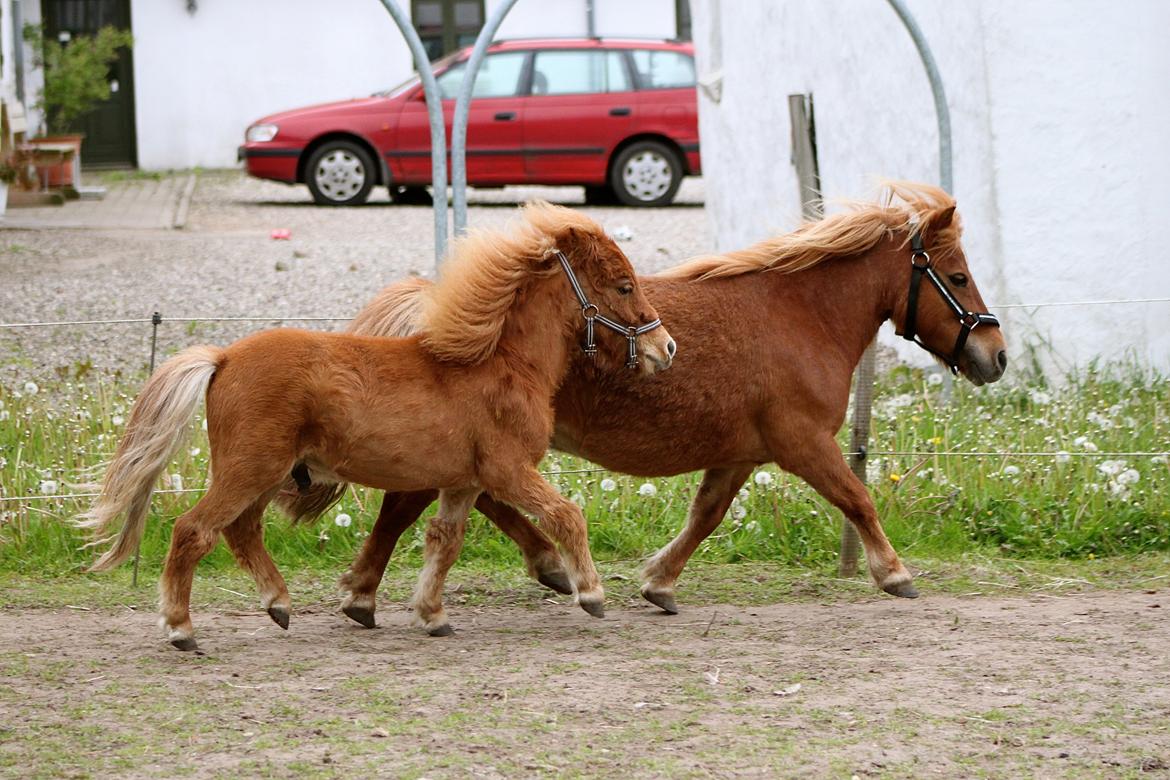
[81,203,674,649]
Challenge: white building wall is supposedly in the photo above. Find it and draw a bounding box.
[132,0,678,171]
[691,0,1170,373]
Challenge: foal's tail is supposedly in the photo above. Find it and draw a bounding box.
[273,276,432,524]
[79,345,224,571]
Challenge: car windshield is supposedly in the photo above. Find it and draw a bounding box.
[372,51,463,98]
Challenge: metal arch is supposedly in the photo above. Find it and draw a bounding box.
[375,0,449,264]
[884,0,953,193]
[451,0,522,236]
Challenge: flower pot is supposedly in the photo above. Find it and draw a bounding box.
[29,134,83,187]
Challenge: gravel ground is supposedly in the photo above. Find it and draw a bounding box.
[0,171,709,389]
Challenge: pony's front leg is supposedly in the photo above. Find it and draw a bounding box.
[641,464,754,614]
[487,469,605,618]
[778,434,917,598]
[340,489,439,628]
[409,488,480,636]
[474,493,572,595]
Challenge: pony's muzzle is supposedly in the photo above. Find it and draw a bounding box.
[640,329,675,374]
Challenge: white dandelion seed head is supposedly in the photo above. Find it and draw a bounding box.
[637,483,658,498]
[1097,460,1126,477]
[38,480,59,495]
[169,474,183,491]
[111,415,125,427]
[1116,468,1140,486]
[754,471,774,487]
[189,447,201,457]
[0,410,8,422]
[334,513,352,528]
[927,373,944,386]
[571,491,586,507]
[600,478,617,492]
[1055,451,1071,464]
[1152,455,1168,466]
[1029,389,1052,406]
[23,381,38,396]
[731,503,747,521]
[1002,465,1020,477]
[737,487,750,502]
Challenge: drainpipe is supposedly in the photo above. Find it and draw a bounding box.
[586,0,596,37]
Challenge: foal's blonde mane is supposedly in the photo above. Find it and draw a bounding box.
[420,201,606,364]
[659,181,962,281]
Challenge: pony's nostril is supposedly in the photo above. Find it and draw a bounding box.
[666,339,677,359]
[996,350,1008,371]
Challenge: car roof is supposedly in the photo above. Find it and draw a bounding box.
[483,37,693,54]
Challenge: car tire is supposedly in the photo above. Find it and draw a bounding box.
[305,140,376,206]
[583,185,619,206]
[389,185,433,205]
[609,140,683,207]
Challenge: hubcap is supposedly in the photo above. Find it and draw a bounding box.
[315,150,366,201]
[621,150,672,202]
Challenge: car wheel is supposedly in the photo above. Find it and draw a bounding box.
[609,140,683,207]
[306,140,376,206]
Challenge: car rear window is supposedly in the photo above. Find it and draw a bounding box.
[437,51,528,99]
[531,50,631,95]
[630,49,696,90]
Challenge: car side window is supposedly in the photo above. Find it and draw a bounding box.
[630,50,696,90]
[531,50,630,96]
[436,51,527,99]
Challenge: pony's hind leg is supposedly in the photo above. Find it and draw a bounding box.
[486,469,605,618]
[475,493,571,595]
[409,488,480,636]
[222,493,291,630]
[340,489,438,628]
[777,434,916,598]
[159,484,262,651]
[641,464,754,614]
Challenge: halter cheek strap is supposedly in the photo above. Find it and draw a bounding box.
[556,251,663,369]
[901,232,1000,375]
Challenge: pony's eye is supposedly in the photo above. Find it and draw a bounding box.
[948,273,968,288]
[617,284,634,296]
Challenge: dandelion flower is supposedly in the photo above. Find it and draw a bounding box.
[23,381,38,395]
[889,473,902,483]
[169,474,183,491]
[1002,465,1020,477]
[600,478,617,492]
[111,415,125,427]
[754,471,774,487]
[1055,451,1071,464]
[189,447,201,457]
[927,374,943,386]
[730,502,747,521]
[570,491,586,507]
[1116,469,1140,486]
[334,513,352,528]
[738,487,750,502]
[38,480,58,495]
[1097,460,1126,477]
[637,482,658,497]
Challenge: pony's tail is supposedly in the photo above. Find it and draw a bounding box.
[78,345,224,571]
[273,277,432,524]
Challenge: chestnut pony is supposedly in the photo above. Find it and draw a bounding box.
[282,182,1007,628]
[81,203,675,649]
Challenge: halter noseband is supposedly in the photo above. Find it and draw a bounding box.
[900,232,1000,375]
[556,251,662,369]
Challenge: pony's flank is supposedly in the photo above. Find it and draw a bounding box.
[420,201,606,364]
[659,181,961,282]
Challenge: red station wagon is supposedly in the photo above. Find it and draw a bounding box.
[240,38,700,207]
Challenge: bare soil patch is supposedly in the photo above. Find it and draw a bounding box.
[2,588,1167,778]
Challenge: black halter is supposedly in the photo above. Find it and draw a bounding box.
[900,232,1000,375]
[556,251,662,369]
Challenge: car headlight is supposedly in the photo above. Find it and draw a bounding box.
[246,124,278,143]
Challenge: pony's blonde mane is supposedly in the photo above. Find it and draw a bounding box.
[659,181,962,281]
[420,201,606,364]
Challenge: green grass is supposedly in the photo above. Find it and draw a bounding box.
[0,363,1167,580]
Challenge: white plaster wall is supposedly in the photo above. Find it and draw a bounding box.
[691,0,1170,373]
[133,0,679,170]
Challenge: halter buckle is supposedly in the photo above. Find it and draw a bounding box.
[911,251,931,270]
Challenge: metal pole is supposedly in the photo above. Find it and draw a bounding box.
[451,0,521,236]
[131,310,162,587]
[885,0,953,400]
[375,0,449,264]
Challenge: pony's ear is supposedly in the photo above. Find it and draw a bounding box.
[932,205,957,231]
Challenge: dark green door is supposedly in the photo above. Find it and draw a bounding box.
[41,0,136,166]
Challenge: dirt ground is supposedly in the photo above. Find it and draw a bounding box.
[2,586,1167,779]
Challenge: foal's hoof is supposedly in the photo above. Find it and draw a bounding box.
[428,623,455,637]
[641,586,679,615]
[267,605,290,630]
[170,636,199,652]
[881,578,920,599]
[342,604,377,629]
[537,570,574,595]
[578,598,606,619]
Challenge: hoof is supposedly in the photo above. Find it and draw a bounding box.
[578,598,605,619]
[537,570,574,595]
[428,623,455,637]
[641,587,679,615]
[342,603,377,629]
[881,578,920,599]
[267,605,290,630]
[170,635,199,652]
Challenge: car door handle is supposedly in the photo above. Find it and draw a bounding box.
[494,111,516,121]
[609,107,631,116]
